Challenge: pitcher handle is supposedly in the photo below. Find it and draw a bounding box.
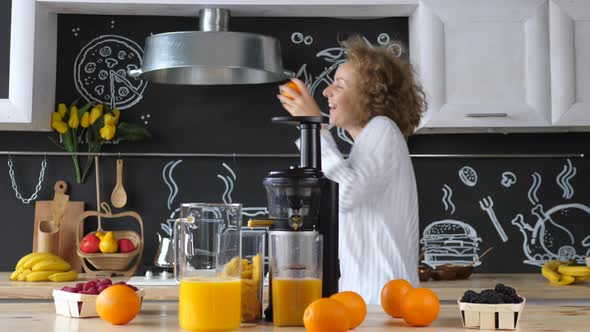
[173,218,184,282]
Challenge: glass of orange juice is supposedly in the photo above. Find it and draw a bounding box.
[174,203,242,331]
[269,231,323,326]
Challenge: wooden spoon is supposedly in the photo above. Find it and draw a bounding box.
[110,159,127,208]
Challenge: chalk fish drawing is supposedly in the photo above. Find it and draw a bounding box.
[294,34,403,146]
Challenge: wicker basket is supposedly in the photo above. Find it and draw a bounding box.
[76,203,144,277]
[458,298,526,330]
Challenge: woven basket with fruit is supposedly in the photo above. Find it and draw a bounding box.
[76,203,143,276]
[53,278,143,321]
[458,283,525,330]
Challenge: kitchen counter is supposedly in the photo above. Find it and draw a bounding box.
[1,272,589,301]
[1,301,589,331]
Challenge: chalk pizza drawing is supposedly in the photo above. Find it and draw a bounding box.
[216,163,268,218]
[501,171,516,188]
[478,196,508,242]
[293,34,403,145]
[510,167,589,267]
[458,166,478,187]
[420,219,482,268]
[74,34,148,109]
[556,159,576,199]
[441,184,456,214]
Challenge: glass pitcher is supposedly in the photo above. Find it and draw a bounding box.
[174,203,242,331]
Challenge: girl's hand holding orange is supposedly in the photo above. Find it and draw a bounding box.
[277,79,323,117]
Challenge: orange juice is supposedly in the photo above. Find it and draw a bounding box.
[272,277,322,326]
[179,277,241,331]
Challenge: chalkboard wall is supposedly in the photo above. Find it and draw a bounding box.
[0,14,589,275]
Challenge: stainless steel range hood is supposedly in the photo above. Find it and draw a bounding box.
[129,8,291,85]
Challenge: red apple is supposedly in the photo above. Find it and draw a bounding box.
[118,239,136,253]
[80,233,101,253]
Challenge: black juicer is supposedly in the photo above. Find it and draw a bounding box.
[262,116,339,320]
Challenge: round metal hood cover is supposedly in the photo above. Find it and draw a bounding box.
[132,31,290,85]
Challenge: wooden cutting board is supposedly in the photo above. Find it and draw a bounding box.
[32,181,85,272]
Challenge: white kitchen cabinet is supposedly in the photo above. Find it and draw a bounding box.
[0,0,54,131]
[550,0,590,126]
[412,0,552,132]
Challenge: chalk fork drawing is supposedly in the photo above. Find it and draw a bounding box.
[478,196,509,242]
[74,34,148,109]
[500,172,516,188]
[441,184,456,214]
[556,159,576,199]
[216,163,268,218]
[420,219,482,268]
[458,166,477,187]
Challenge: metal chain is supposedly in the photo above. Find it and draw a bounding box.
[7,156,47,204]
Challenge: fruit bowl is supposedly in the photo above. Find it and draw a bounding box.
[52,280,144,318]
[77,230,142,271]
[76,205,144,277]
[458,298,525,330]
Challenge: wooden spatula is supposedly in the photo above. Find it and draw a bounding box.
[52,180,70,228]
[110,159,127,208]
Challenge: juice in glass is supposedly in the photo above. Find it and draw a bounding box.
[272,277,322,326]
[179,277,241,331]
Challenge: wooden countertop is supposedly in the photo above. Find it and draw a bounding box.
[1,272,589,301]
[1,302,589,331]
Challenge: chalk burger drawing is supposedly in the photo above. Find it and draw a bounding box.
[421,220,482,268]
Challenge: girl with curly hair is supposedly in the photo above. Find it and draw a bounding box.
[277,35,427,304]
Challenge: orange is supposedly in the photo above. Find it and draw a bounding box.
[280,81,301,99]
[95,285,141,325]
[381,279,413,318]
[303,298,350,332]
[330,291,367,329]
[400,288,440,327]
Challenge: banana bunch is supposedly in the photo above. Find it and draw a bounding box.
[9,252,78,282]
[541,260,590,285]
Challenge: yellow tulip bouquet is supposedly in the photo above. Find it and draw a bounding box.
[51,100,151,183]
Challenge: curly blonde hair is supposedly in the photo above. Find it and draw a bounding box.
[342,36,427,137]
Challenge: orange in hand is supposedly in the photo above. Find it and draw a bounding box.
[400,288,440,327]
[280,81,301,99]
[95,284,141,325]
[381,279,413,318]
[330,291,367,329]
[303,298,350,332]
